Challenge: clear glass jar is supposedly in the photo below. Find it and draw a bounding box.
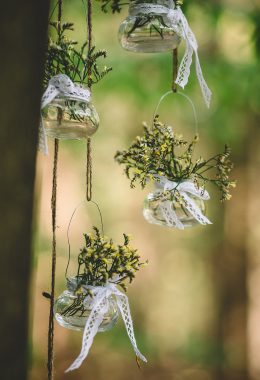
[54,278,119,332]
[42,96,99,140]
[143,181,206,228]
[118,0,181,53]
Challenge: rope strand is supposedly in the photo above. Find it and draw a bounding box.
[172,48,178,93]
[86,137,92,201]
[86,0,93,202]
[87,0,93,87]
[47,139,59,380]
[47,1,62,379]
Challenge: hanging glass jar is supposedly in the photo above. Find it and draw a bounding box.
[42,93,99,140]
[55,277,119,332]
[143,179,206,228]
[118,0,181,53]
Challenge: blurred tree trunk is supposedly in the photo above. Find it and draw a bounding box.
[245,114,260,380]
[0,2,50,380]
[210,139,250,380]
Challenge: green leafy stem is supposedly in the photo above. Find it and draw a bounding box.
[44,21,112,87]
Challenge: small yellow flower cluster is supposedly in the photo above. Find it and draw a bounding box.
[75,227,147,290]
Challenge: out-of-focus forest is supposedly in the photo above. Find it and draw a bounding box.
[31,1,260,380]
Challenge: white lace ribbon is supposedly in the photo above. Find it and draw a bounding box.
[38,74,91,155]
[155,177,212,229]
[65,283,147,372]
[129,4,212,107]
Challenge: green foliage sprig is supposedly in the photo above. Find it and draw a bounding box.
[75,227,147,292]
[44,22,112,87]
[97,0,125,13]
[115,117,236,201]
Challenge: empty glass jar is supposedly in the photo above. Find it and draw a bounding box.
[118,0,181,53]
[55,277,119,332]
[42,95,99,140]
[143,180,206,228]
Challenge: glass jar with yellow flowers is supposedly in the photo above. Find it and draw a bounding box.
[54,276,119,332]
[55,227,147,370]
[55,227,147,332]
[115,116,236,229]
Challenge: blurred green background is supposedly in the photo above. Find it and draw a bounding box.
[31,1,260,379]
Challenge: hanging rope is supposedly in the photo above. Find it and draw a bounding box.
[152,47,178,128]
[87,0,93,74]
[172,47,178,93]
[47,139,59,380]
[86,0,93,201]
[86,137,92,201]
[47,1,62,379]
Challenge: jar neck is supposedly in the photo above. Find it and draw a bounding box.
[66,277,112,292]
[154,176,193,189]
[66,277,80,292]
[55,94,90,102]
[129,0,175,15]
[130,0,174,6]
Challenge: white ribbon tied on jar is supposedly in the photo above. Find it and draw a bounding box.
[155,177,212,229]
[38,74,91,155]
[129,3,212,107]
[65,282,147,372]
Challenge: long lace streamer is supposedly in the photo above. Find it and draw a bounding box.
[65,283,147,372]
[38,74,91,155]
[129,4,212,107]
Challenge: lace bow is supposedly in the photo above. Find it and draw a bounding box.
[65,283,147,372]
[129,4,212,107]
[153,177,212,229]
[38,74,91,155]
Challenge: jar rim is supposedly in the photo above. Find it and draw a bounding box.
[130,0,173,5]
[66,277,112,291]
[129,0,175,14]
[154,175,194,183]
[54,94,90,102]
[66,276,80,291]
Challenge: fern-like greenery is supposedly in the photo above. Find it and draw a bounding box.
[44,21,112,87]
[96,0,126,13]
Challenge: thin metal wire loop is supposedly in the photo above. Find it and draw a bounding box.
[153,90,199,135]
[65,200,104,279]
